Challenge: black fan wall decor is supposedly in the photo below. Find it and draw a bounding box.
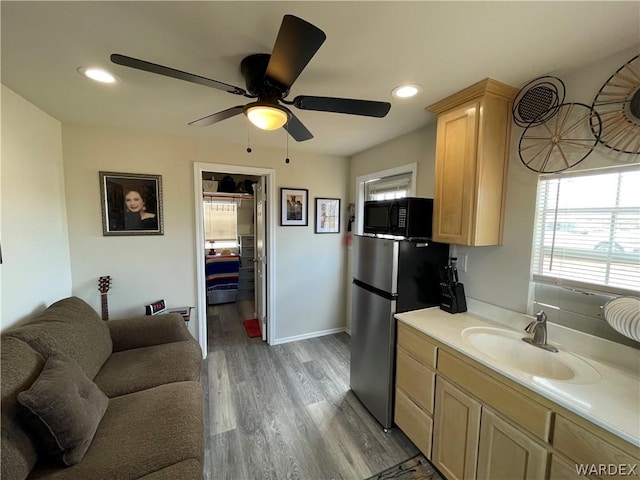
[111,15,391,142]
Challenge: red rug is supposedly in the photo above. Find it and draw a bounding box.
[242,318,261,338]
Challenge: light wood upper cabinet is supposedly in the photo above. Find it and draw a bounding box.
[427,78,518,246]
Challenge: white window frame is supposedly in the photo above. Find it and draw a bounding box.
[531,164,640,297]
[203,197,238,244]
[355,163,417,235]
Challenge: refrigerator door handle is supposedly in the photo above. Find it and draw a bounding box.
[352,278,398,300]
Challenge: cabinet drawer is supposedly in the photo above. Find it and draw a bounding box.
[438,350,552,441]
[396,347,435,413]
[395,387,433,457]
[397,323,437,369]
[553,415,639,467]
[239,235,254,246]
[239,268,254,280]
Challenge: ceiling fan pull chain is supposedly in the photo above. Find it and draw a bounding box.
[285,129,290,164]
[246,121,252,153]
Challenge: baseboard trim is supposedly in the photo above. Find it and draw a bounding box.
[271,327,346,345]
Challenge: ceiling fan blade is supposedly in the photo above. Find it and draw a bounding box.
[265,15,326,91]
[189,106,245,127]
[111,54,246,96]
[284,112,313,142]
[293,95,391,118]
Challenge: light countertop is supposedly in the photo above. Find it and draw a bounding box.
[395,306,640,447]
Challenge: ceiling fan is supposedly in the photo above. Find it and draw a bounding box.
[111,14,391,142]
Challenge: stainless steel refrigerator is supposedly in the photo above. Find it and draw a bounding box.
[350,234,449,430]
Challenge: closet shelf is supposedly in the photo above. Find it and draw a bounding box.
[203,192,254,200]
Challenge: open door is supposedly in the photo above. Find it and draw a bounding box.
[254,177,268,342]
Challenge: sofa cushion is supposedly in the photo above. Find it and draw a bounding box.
[1,337,45,480]
[4,297,112,379]
[107,314,194,352]
[18,352,108,466]
[93,340,202,397]
[27,381,204,480]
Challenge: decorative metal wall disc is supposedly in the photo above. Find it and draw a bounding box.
[512,76,566,127]
[519,102,602,173]
[591,54,640,154]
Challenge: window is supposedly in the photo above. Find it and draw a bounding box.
[365,172,412,200]
[355,163,417,234]
[531,166,640,295]
[203,198,237,247]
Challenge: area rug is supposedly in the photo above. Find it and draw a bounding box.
[367,454,441,480]
[242,318,261,338]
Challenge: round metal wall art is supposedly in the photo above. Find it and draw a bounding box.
[590,54,640,155]
[512,76,566,128]
[518,102,602,173]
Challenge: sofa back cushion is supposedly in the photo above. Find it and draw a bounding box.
[1,337,45,480]
[3,297,112,379]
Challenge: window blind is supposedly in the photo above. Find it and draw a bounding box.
[365,173,411,200]
[531,166,640,294]
[203,199,237,242]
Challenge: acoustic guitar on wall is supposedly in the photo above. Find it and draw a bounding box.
[98,276,112,321]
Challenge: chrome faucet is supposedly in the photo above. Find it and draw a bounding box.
[522,311,558,353]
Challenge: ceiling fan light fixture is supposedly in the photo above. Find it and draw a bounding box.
[245,104,289,130]
[78,67,117,84]
[392,84,422,98]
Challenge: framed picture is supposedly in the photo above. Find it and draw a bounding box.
[315,198,341,234]
[280,188,308,226]
[99,171,164,236]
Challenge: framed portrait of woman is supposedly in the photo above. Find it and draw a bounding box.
[99,172,164,236]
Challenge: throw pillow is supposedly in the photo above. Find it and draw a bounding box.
[17,351,108,466]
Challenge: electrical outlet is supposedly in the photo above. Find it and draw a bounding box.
[459,254,468,273]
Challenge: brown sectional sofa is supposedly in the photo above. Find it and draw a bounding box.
[1,297,204,480]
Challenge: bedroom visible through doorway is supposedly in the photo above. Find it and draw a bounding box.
[193,162,275,356]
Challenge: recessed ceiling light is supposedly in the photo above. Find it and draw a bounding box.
[392,84,423,98]
[78,67,117,84]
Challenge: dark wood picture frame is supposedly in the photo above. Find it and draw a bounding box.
[100,171,164,236]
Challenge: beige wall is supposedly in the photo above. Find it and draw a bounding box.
[456,45,640,314]
[346,46,640,325]
[350,127,437,199]
[1,86,72,329]
[61,125,348,342]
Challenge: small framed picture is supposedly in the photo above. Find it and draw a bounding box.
[99,171,164,236]
[315,198,341,234]
[280,188,309,226]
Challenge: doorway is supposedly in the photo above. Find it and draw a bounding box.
[193,162,276,356]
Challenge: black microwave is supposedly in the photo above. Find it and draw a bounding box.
[363,197,434,238]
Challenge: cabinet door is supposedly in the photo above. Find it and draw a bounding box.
[477,408,548,480]
[432,101,479,245]
[432,376,481,480]
[549,454,600,480]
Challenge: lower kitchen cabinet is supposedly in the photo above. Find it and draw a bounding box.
[549,454,598,480]
[395,387,433,456]
[393,321,640,480]
[394,324,438,457]
[432,377,481,480]
[477,408,547,480]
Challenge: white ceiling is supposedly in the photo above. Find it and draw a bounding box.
[2,1,639,157]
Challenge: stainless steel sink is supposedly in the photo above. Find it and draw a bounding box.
[461,326,601,384]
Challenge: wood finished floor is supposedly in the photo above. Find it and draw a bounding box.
[202,300,421,480]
